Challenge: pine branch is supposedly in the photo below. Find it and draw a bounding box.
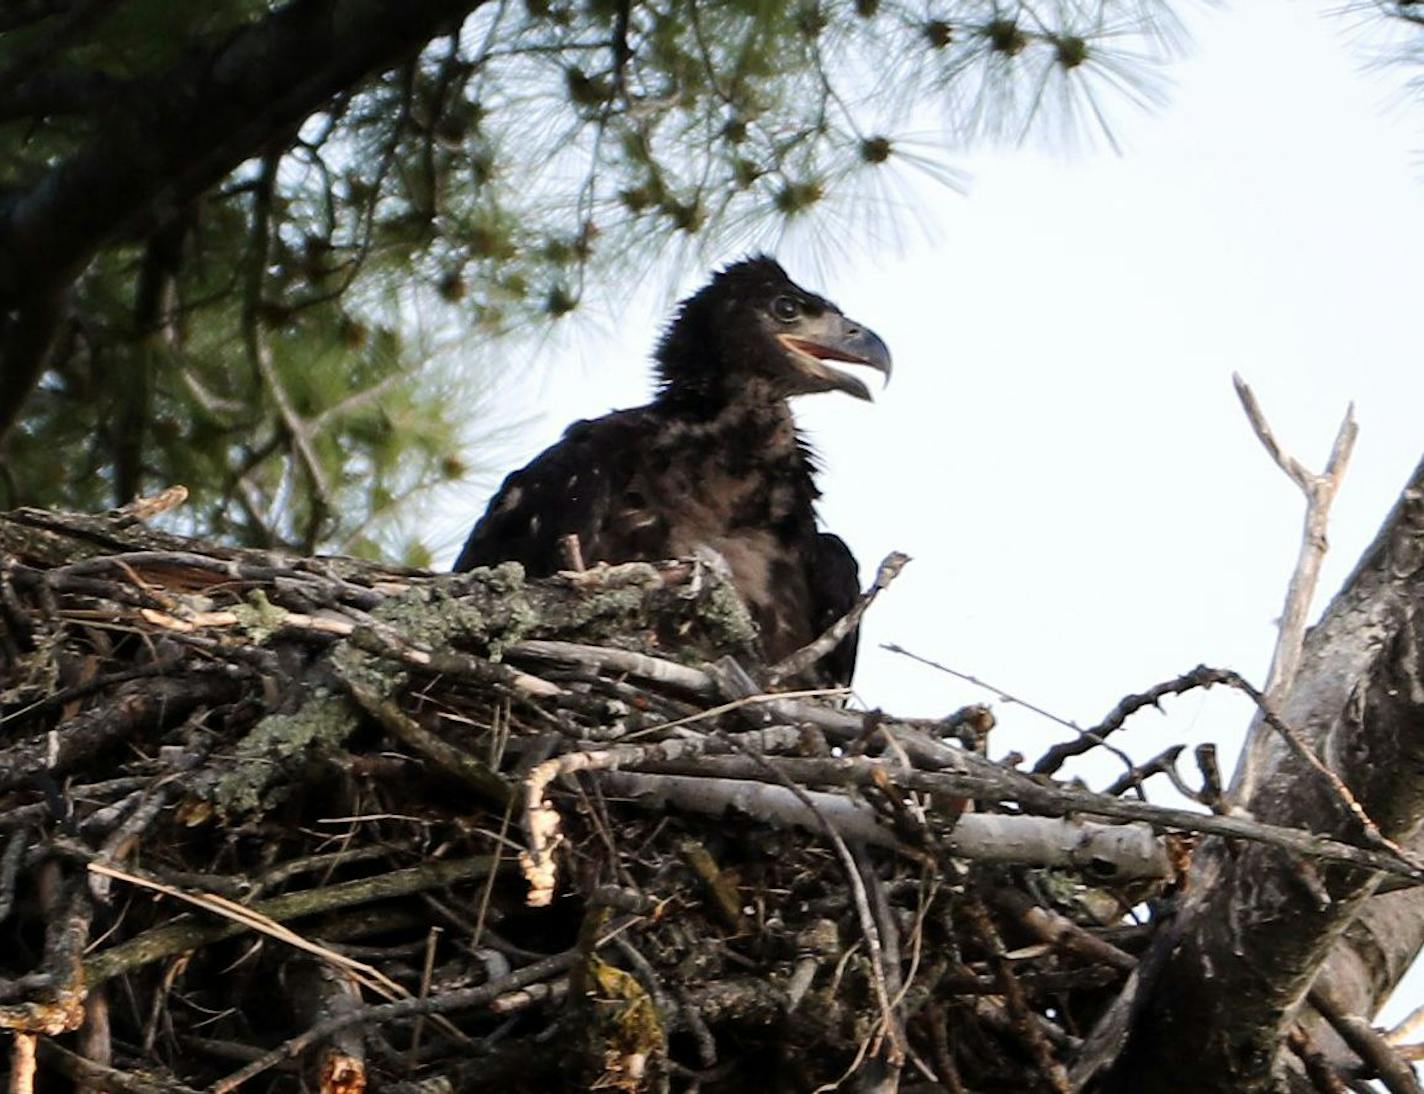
[0,0,491,443]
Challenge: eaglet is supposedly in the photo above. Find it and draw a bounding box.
[454,256,891,686]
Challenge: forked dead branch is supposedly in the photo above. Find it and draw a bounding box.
[0,485,1419,1092]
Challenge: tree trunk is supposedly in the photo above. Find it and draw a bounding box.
[1109,456,1424,1092]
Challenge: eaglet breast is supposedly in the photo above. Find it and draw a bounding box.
[620,454,813,663]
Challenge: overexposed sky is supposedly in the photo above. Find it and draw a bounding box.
[439,0,1424,1026]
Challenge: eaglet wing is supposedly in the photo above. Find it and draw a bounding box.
[453,410,659,576]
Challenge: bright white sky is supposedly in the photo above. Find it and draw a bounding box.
[438,0,1424,1029]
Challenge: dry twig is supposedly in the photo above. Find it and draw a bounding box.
[770,551,909,685]
[1231,374,1356,803]
[1232,373,1357,703]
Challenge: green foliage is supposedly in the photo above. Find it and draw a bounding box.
[0,0,1194,557]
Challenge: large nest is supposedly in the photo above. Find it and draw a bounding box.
[4,499,1386,1093]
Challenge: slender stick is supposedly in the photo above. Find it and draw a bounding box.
[770,551,909,685]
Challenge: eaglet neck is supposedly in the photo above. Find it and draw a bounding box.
[658,375,798,435]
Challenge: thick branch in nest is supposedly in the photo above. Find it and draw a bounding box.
[600,771,1172,877]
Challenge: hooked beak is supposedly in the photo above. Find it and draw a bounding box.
[777,313,893,401]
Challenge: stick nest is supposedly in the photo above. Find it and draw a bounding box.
[1,504,1186,1093]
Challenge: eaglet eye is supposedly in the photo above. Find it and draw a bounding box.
[770,295,801,322]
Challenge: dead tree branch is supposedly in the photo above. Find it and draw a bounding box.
[1231,372,1357,799]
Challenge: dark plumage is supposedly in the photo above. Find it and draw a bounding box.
[454,256,891,685]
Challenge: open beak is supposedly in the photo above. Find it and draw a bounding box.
[777,313,893,401]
